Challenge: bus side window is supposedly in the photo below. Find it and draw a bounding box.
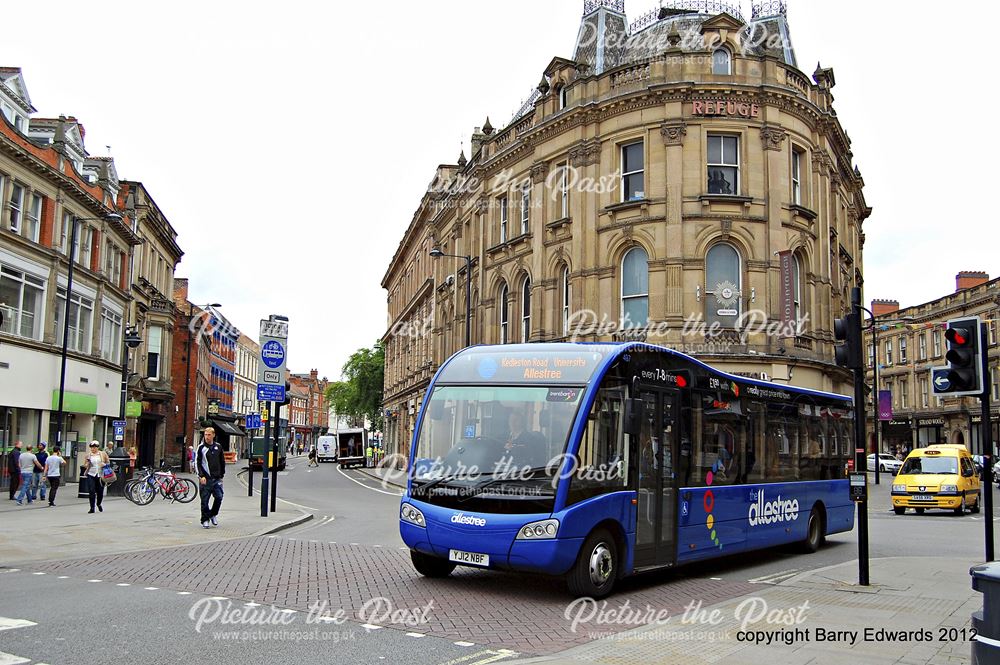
[566,383,628,506]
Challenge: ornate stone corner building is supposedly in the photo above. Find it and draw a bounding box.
[381,1,869,459]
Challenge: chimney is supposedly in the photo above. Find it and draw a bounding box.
[871,299,899,317]
[956,271,989,292]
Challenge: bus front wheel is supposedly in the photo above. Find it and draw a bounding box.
[567,528,617,599]
[799,508,824,553]
[410,550,456,578]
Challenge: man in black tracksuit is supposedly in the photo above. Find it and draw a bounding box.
[196,427,225,528]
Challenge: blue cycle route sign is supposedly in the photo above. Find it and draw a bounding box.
[261,340,285,369]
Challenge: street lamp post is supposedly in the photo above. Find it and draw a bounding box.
[55,213,122,447]
[429,248,472,348]
[181,302,221,472]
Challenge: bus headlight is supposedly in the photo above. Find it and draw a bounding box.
[892,484,906,493]
[400,503,426,527]
[516,518,559,540]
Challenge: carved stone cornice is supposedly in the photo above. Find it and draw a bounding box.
[760,124,787,151]
[660,121,687,146]
[530,161,549,183]
[569,138,601,167]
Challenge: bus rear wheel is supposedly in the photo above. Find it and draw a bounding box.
[799,508,824,553]
[410,550,456,578]
[567,528,617,599]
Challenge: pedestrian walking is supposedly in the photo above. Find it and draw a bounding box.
[83,440,109,513]
[31,442,48,502]
[14,444,42,505]
[197,427,225,529]
[6,441,22,500]
[45,447,64,506]
[307,446,318,467]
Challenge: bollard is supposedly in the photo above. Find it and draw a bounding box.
[970,562,1000,663]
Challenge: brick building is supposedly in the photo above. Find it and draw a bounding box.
[865,271,1000,455]
[167,279,213,466]
[0,67,142,471]
[289,369,329,451]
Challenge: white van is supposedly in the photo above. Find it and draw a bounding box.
[316,435,338,462]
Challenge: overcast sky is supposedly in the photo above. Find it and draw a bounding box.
[4,1,993,379]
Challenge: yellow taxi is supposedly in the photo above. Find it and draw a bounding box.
[891,444,980,515]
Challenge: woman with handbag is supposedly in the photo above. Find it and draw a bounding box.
[83,440,109,513]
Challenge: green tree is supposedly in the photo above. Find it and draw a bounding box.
[325,343,384,430]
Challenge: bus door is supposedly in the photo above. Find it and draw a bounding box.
[632,386,679,569]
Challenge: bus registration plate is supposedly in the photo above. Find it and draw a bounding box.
[449,549,489,567]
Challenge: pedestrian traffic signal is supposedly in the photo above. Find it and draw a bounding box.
[934,316,983,397]
[834,309,861,370]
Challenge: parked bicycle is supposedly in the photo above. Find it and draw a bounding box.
[124,464,196,505]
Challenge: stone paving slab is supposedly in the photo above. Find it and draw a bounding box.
[508,557,980,665]
[0,477,310,566]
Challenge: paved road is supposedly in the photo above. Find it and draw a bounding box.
[1,462,996,664]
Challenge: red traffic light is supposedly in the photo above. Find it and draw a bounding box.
[945,328,969,346]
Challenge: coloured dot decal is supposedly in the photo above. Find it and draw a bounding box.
[703,461,722,550]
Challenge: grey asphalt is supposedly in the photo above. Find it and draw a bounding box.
[0,570,500,665]
[2,461,995,665]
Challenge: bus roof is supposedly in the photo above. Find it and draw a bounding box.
[433,342,851,402]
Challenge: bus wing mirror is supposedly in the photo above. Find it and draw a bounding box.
[624,398,643,437]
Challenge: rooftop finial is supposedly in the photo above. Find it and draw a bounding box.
[583,0,625,17]
[482,117,494,135]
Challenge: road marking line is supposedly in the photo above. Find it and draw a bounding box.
[436,650,520,665]
[454,641,476,647]
[709,577,722,581]
[209,596,227,600]
[3,570,19,573]
[0,618,37,631]
[31,572,45,576]
[405,632,425,638]
[350,542,359,546]
[87,579,101,583]
[373,544,382,548]
[280,609,297,614]
[116,583,130,587]
[245,602,261,607]
[177,592,192,595]
[748,569,800,584]
[144,587,158,591]
[0,652,30,665]
[361,624,382,630]
[336,466,402,496]
[57,576,68,579]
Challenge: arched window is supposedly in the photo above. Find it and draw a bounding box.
[561,266,571,336]
[712,47,731,75]
[499,283,509,344]
[705,243,741,328]
[521,277,531,342]
[621,247,649,328]
[558,85,568,110]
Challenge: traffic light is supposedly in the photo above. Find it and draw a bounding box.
[934,316,983,396]
[834,309,862,370]
[277,381,292,408]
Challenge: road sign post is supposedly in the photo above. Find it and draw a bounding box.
[256,316,288,517]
